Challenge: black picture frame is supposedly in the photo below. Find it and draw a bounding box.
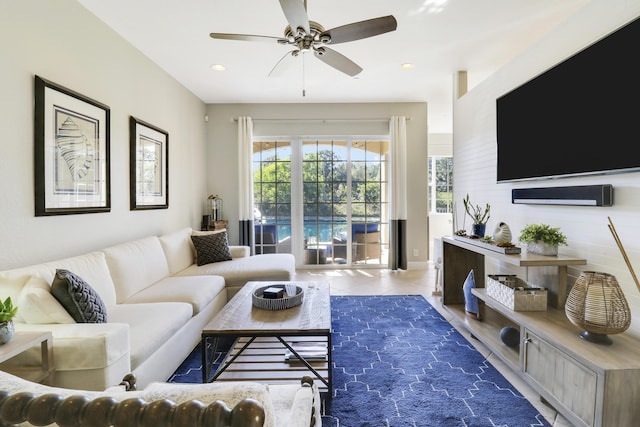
[34,76,111,216]
[129,116,169,210]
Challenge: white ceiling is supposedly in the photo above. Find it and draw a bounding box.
[77,0,589,133]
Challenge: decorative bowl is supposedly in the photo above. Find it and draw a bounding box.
[252,284,304,310]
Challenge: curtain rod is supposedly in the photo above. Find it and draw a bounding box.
[233,117,412,123]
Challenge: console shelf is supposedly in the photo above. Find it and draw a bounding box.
[441,236,640,427]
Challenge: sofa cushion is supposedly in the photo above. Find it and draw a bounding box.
[176,253,295,288]
[44,251,118,308]
[142,381,276,427]
[0,252,118,309]
[159,227,194,275]
[191,232,232,266]
[102,237,170,303]
[122,275,225,315]
[13,321,130,371]
[107,302,193,370]
[0,271,32,313]
[17,275,75,324]
[51,269,108,323]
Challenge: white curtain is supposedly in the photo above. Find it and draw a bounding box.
[237,117,255,251]
[389,116,407,270]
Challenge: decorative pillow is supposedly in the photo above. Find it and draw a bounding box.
[51,269,107,323]
[462,269,481,320]
[17,276,75,324]
[191,231,232,266]
[190,229,228,263]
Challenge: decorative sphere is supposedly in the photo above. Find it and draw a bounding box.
[499,326,520,347]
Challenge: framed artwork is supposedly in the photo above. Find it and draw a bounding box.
[129,116,169,210]
[34,76,110,216]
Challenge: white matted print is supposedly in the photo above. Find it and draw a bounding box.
[130,116,168,209]
[34,76,110,215]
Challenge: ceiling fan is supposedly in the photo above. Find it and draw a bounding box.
[209,0,397,78]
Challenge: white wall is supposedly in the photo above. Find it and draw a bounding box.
[454,2,640,338]
[0,0,208,270]
[205,103,429,267]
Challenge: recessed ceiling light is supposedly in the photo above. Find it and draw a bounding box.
[417,0,449,14]
[211,64,226,71]
[401,63,415,70]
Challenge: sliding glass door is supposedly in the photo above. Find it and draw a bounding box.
[253,136,388,267]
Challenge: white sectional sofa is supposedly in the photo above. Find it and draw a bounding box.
[0,227,295,391]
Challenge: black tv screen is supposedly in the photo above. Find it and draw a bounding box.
[496,15,640,182]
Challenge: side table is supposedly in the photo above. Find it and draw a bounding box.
[0,331,55,385]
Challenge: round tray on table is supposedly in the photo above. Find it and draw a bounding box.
[252,284,304,310]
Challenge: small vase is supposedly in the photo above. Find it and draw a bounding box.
[471,223,486,237]
[0,320,15,345]
[527,241,558,256]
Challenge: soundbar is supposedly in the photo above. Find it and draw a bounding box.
[512,185,613,206]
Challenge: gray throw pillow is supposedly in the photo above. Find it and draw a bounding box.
[191,231,232,266]
[51,269,107,323]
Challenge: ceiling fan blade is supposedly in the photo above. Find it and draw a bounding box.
[268,50,297,77]
[279,0,310,34]
[209,32,282,43]
[314,47,362,77]
[321,15,397,44]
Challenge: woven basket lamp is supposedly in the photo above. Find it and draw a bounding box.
[565,271,631,345]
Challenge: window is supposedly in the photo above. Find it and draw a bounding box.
[253,136,389,267]
[428,156,453,214]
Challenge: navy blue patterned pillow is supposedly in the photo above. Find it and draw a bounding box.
[191,232,232,266]
[51,269,107,323]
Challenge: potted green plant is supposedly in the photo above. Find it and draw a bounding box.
[463,194,491,237]
[0,297,18,345]
[518,223,568,256]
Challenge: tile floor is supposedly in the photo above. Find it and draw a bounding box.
[296,267,573,427]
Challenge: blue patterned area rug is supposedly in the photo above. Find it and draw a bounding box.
[169,295,551,427]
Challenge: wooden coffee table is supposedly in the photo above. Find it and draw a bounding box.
[201,281,331,394]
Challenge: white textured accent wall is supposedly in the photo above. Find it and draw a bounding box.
[454,2,640,338]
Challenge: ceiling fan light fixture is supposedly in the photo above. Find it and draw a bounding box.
[209,3,397,79]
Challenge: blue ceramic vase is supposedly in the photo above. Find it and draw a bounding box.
[472,223,486,237]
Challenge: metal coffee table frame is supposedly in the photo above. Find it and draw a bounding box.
[201,281,331,394]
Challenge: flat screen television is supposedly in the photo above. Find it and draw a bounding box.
[496,15,640,182]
